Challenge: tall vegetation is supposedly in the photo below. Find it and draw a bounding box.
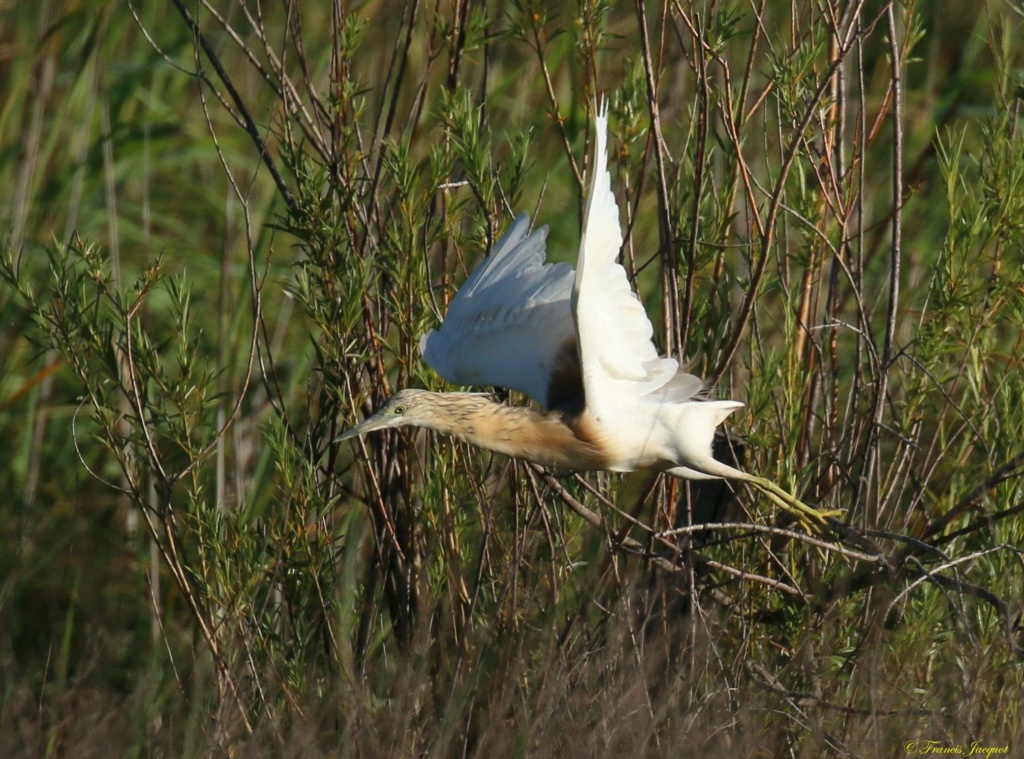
[2,1,1023,756]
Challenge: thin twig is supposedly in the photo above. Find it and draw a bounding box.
[166,0,297,213]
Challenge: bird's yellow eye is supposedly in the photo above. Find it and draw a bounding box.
[392,404,406,416]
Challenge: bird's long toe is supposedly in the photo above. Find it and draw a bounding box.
[749,478,842,533]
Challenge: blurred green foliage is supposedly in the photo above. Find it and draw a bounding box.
[1,1,1023,756]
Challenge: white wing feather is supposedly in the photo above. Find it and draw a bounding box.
[420,215,576,407]
[419,108,744,478]
[573,105,701,423]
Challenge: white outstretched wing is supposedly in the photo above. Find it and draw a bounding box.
[420,214,577,408]
[573,104,703,423]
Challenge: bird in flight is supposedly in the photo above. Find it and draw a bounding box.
[340,104,833,531]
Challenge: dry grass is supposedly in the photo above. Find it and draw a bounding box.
[1,1,1023,756]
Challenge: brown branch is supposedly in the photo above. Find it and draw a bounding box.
[166,0,296,214]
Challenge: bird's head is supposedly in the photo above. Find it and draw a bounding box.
[336,388,436,441]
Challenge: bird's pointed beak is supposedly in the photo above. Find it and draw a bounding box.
[335,424,364,442]
[335,411,393,442]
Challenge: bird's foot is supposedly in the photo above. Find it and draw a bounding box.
[750,478,843,534]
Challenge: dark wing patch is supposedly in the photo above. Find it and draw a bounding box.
[545,337,584,415]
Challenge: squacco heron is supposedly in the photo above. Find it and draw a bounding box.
[340,104,834,531]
